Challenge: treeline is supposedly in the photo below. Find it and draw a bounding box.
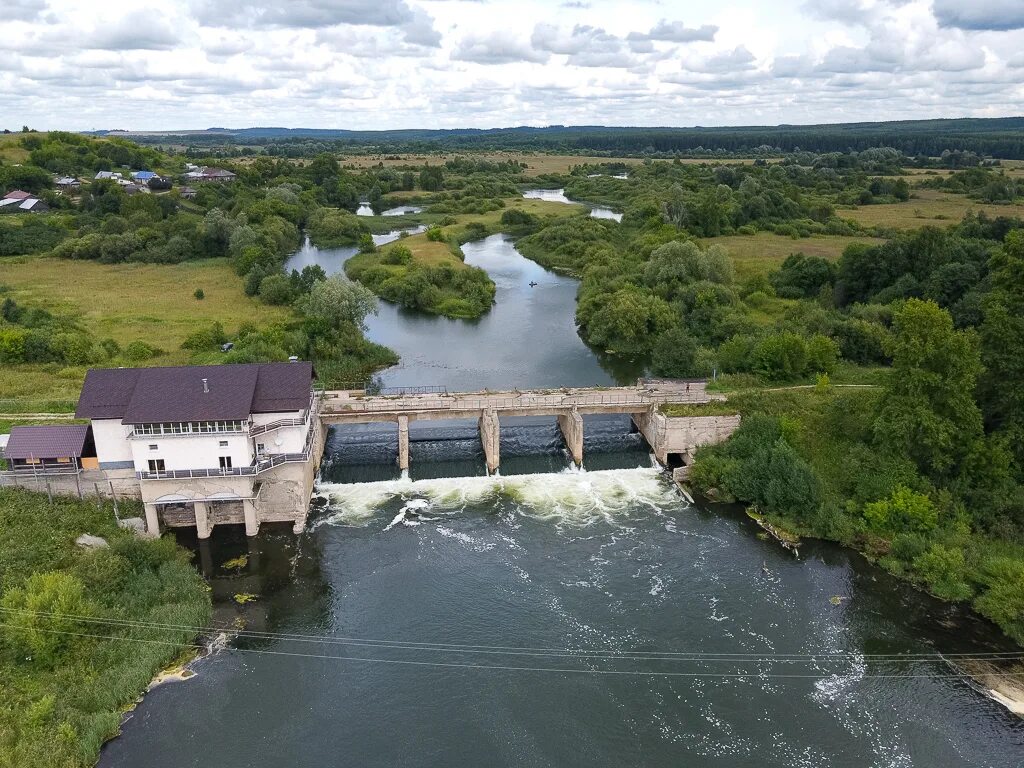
[114,117,1024,159]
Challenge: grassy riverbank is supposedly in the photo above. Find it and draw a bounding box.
[0,488,210,768]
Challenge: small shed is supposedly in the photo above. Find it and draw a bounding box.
[3,424,97,473]
[179,186,197,199]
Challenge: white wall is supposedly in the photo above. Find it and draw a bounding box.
[92,419,133,465]
[132,433,254,473]
[251,410,309,455]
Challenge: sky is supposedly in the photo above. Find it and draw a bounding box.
[2,0,1024,131]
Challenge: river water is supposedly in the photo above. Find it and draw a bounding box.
[97,235,1024,767]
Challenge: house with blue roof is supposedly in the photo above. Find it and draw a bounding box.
[132,170,157,181]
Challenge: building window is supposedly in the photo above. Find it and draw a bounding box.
[147,459,166,473]
[149,444,158,451]
[256,443,265,454]
[219,440,228,447]
[219,456,233,471]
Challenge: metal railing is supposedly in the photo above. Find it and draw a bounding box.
[137,466,259,480]
[250,416,307,437]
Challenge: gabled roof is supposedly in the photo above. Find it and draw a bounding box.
[132,171,156,180]
[75,362,313,423]
[4,425,90,460]
[3,190,31,200]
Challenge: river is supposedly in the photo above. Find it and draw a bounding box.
[97,235,1024,767]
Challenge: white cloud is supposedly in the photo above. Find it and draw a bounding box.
[3,0,1023,130]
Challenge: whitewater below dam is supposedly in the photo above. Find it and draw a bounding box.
[98,233,1024,767]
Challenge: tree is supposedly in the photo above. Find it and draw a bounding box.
[753,332,808,380]
[769,253,836,298]
[419,165,443,192]
[298,274,378,332]
[650,326,699,377]
[978,231,1024,465]
[258,274,295,306]
[873,298,983,481]
[581,288,674,355]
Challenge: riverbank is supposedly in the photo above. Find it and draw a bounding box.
[688,385,1024,650]
[0,488,210,768]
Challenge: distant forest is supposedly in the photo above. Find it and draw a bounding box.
[99,117,1024,159]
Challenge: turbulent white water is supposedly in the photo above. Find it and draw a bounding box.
[314,467,683,529]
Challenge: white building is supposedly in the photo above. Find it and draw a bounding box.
[75,361,322,538]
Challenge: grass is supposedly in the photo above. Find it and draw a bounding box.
[838,189,1024,230]
[0,133,33,164]
[703,232,885,280]
[0,256,292,403]
[0,487,210,767]
[0,257,290,354]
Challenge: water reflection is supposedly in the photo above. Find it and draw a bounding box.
[286,233,644,390]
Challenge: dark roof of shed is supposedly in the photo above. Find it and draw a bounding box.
[5,424,90,459]
[75,362,313,423]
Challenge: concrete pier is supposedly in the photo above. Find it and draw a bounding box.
[479,409,500,473]
[397,415,410,471]
[194,500,212,539]
[557,409,584,467]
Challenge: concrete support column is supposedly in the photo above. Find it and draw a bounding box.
[194,501,212,540]
[479,409,500,474]
[243,499,260,537]
[397,415,410,471]
[143,503,160,538]
[557,408,584,468]
[198,539,214,577]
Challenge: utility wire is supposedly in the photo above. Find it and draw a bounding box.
[0,621,1019,680]
[1,607,1021,666]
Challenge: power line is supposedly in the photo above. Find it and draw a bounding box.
[0,621,1019,680]
[1,607,1021,666]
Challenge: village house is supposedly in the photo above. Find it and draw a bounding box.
[55,176,81,192]
[131,170,156,182]
[179,186,198,199]
[183,166,237,183]
[94,171,123,180]
[0,190,49,213]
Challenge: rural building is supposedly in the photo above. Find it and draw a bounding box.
[179,186,197,199]
[0,197,49,213]
[73,361,322,538]
[132,170,156,182]
[1,424,97,473]
[55,176,81,191]
[94,171,123,180]
[2,190,32,201]
[184,167,236,183]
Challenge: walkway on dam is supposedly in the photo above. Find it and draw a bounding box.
[319,381,716,424]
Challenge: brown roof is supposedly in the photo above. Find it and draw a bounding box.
[75,362,313,423]
[3,190,32,201]
[4,424,90,460]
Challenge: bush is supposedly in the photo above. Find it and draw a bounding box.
[382,245,412,266]
[0,571,93,667]
[863,486,938,533]
[425,226,445,242]
[752,332,807,380]
[912,544,974,601]
[181,321,227,351]
[123,340,161,361]
[193,288,204,300]
[258,274,295,305]
[806,334,840,373]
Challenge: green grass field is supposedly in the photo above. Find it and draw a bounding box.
[703,232,885,280]
[0,257,291,403]
[839,189,1024,230]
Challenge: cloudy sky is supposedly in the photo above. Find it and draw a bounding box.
[3,0,1023,130]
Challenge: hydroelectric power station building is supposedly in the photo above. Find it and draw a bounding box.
[73,361,322,538]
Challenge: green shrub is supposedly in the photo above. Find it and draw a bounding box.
[912,544,974,601]
[425,226,445,242]
[193,288,204,300]
[123,340,161,361]
[382,245,412,265]
[863,485,938,533]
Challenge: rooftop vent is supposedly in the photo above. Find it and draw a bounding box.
[201,378,209,394]
[288,356,298,363]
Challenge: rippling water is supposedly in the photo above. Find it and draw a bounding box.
[99,455,1024,767]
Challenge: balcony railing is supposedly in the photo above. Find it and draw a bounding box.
[250,393,318,437]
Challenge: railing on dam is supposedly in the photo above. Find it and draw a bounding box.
[319,383,716,419]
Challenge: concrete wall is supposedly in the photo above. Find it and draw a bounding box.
[632,410,741,465]
[252,410,309,455]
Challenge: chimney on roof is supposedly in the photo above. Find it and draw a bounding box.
[201,378,209,394]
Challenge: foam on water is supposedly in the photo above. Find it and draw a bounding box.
[314,467,682,529]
